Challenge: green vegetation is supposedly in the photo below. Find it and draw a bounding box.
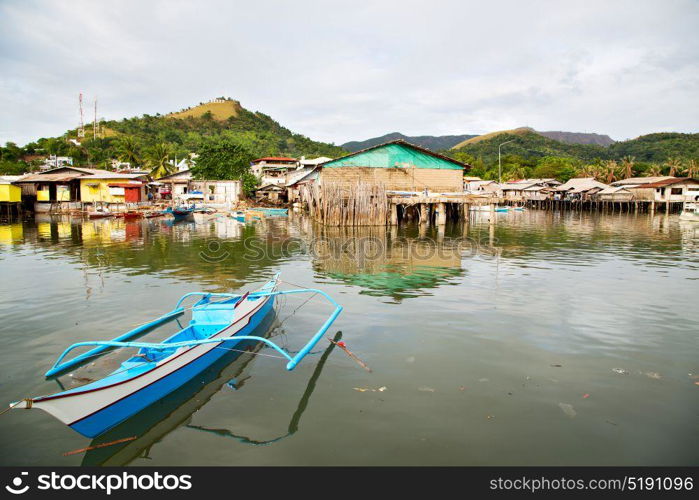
[0,98,347,177]
[447,130,699,182]
[190,136,260,196]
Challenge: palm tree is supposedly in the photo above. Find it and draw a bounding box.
[116,136,141,168]
[681,159,698,178]
[601,160,619,184]
[146,143,175,179]
[664,157,682,177]
[620,155,635,179]
[645,165,662,177]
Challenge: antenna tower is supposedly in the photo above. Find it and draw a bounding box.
[78,93,85,138]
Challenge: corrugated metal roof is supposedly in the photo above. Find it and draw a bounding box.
[15,173,83,182]
[611,176,673,186]
[555,177,610,193]
[637,177,699,189]
[321,140,469,170]
[252,157,297,163]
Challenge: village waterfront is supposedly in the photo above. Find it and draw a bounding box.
[0,210,697,466]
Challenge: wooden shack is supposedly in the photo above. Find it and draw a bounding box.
[318,140,468,193]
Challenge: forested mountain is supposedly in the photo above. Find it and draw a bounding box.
[446,130,699,183]
[342,132,476,152]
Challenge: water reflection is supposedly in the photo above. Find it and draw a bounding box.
[310,226,466,302]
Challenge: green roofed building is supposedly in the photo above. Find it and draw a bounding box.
[320,140,470,193]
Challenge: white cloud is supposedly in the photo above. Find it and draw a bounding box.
[0,0,697,145]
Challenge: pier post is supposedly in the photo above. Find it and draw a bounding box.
[420,203,428,225]
[436,203,446,225]
[390,203,398,225]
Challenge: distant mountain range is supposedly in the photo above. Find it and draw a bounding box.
[449,129,699,164]
[344,128,615,152]
[342,132,477,152]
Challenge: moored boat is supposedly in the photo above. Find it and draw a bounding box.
[679,202,699,222]
[88,209,113,219]
[162,205,195,222]
[8,274,342,438]
[193,208,218,223]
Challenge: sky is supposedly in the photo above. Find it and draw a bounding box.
[0,0,697,146]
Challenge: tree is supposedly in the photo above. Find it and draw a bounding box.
[146,142,174,178]
[620,155,635,179]
[646,165,662,177]
[601,160,620,184]
[664,157,682,176]
[190,136,255,181]
[116,136,141,167]
[682,159,699,178]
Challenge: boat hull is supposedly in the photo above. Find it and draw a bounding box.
[33,295,275,438]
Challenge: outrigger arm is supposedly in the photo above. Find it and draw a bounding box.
[46,288,342,376]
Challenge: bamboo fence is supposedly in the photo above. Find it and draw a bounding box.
[301,181,389,226]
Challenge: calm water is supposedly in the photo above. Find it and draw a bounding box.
[0,211,697,466]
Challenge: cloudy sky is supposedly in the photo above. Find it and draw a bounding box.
[1,0,697,146]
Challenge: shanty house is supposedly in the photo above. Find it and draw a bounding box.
[0,177,22,202]
[80,173,148,206]
[251,157,298,186]
[597,186,634,202]
[629,178,699,202]
[554,178,609,200]
[318,140,469,193]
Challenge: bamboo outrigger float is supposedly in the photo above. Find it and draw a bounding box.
[9,273,342,438]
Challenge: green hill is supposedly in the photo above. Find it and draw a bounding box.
[451,129,609,163]
[1,97,347,173]
[450,130,698,164]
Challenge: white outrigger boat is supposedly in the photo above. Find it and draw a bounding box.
[679,202,699,222]
[9,274,342,438]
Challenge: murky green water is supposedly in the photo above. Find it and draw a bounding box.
[0,211,697,465]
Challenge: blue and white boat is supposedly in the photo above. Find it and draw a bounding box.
[162,205,195,222]
[10,274,342,438]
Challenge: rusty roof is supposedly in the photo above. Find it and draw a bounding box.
[635,177,699,189]
[14,173,83,183]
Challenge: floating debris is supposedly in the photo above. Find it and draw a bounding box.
[418,386,435,393]
[645,371,662,380]
[459,386,466,391]
[327,337,372,373]
[478,378,489,383]
[353,386,386,393]
[550,364,563,368]
[582,393,590,399]
[612,368,629,375]
[558,403,577,418]
[605,420,618,426]
[486,415,495,420]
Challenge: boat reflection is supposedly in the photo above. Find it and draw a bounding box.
[312,226,464,301]
[185,331,340,445]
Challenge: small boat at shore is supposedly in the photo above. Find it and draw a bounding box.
[193,208,219,223]
[8,273,342,438]
[251,207,288,217]
[679,202,699,222]
[88,209,113,219]
[162,205,195,222]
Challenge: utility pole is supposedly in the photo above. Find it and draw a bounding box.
[498,139,515,184]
